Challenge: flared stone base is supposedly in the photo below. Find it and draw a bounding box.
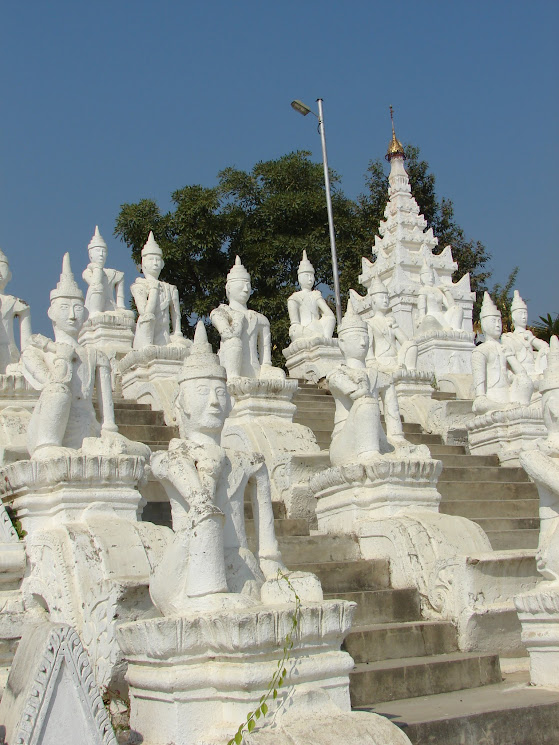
[117,601,357,745]
[79,311,136,356]
[416,330,475,376]
[119,344,191,425]
[283,338,342,383]
[311,457,442,532]
[515,587,559,687]
[467,404,545,466]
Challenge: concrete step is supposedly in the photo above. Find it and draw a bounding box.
[117,424,178,442]
[441,499,539,519]
[440,466,530,483]
[95,398,152,411]
[437,454,501,468]
[246,518,310,540]
[407,433,444,445]
[473,517,540,532]
[438,481,538,500]
[144,442,174,451]
[112,408,166,426]
[344,621,458,663]
[349,651,501,706]
[366,676,559,745]
[287,559,390,593]
[274,534,360,564]
[432,391,457,400]
[485,530,540,550]
[428,444,467,456]
[324,589,421,626]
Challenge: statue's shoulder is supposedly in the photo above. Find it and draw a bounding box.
[249,309,269,327]
[210,303,231,320]
[287,290,303,303]
[105,267,124,283]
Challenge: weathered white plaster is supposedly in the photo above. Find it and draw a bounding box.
[211,256,284,380]
[502,290,549,377]
[0,622,117,745]
[130,231,186,349]
[467,403,546,466]
[119,343,191,425]
[515,336,559,686]
[283,336,342,383]
[0,247,32,374]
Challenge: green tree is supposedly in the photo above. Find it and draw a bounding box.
[487,267,519,333]
[531,313,559,343]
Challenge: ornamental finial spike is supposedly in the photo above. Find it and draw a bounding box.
[386,105,405,161]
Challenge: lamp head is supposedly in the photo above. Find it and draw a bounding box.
[291,99,312,116]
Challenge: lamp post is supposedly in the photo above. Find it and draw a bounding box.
[291,98,343,326]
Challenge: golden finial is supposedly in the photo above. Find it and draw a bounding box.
[386,105,405,161]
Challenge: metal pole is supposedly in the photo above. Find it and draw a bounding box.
[316,98,343,326]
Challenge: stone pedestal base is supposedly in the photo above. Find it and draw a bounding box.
[397,396,474,446]
[117,601,357,745]
[0,455,147,534]
[515,587,559,687]
[415,329,475,376]
[312,456,443,533]
[0,371,39,411]
[79,311,136,356]
[119,344,191,425]
[0,455,171,693]
[283,338,342,383]
[467,404,546,466]
[392,369,434,399]
[223,378,323,516]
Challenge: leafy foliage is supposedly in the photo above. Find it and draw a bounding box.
[487,267,519,333]
[531,313,559,343]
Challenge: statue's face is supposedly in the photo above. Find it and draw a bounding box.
[512,308,528,330]
[178,378,229,435]
[142,254,164,280]
[481,314,502,340]
[340,329,368,362]
[89,245,107,267]
[421,268,435,286]
[372,291,390,311]
[298,271,314,291]
[226,279,251,306]
[48,297,88,338]
[0,261,11,292]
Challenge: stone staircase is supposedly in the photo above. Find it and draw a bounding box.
[110,391,559,745]
[293,383,541,551]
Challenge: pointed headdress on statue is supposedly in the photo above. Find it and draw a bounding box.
[369,277,389,295]
[88,225,108,253]
[480,291,501,320]
[337,292,367,336]
[178,321,227,383]
[50,253,84,302]
[141,231,163,259]
[298,250,314,275]
[226,255,250,284]
[511,290,527,313]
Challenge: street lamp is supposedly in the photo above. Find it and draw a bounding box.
[291,98,343,326]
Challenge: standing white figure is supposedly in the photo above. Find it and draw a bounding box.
[287,251,335,342]
[0,248,32,373]
[21,254,118,460]
[130,231,184,349]
[366,278,417,372]
[502,290,549,376]
[210,256,283,379]
[416,260,464,333]
[472,292,533,414]
[82,226,126,316]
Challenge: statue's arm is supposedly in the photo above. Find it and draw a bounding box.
[21,343,51,386]
[316,295,335,319]
[416,291,426,321]
[169,285,183,336]
[132,282,157,320]
[210,306,237,340]
[13,299,32,350]
[259,317,272,366]
[471,348,487,397]
[287,296,300,325]
[328,367,368,401]
[114,271,126,309]
[96,353,117,432]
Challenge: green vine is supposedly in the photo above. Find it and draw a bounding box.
[5,506,26,539]
[227,571,301,745]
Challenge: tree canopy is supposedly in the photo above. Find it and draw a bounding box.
[115,147,493,365]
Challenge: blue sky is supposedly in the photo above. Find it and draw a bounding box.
[1,0,557,336]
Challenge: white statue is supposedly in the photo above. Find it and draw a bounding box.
[502,290,549,376]
[0,248,31,373]
[365,278,417,371]
[210,256,283,379]
[416,260,464,333]
[287,251,335,342]
[150,322,318,613]
[327,301,419,466]
[82,226,126,316]
[130,232,184,349]
[21,254,118,459]
[472,292,533,414]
